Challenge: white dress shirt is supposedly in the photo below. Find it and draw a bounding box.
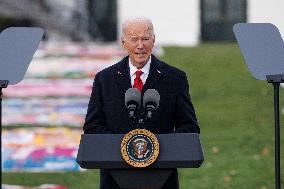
[129,57,151,87]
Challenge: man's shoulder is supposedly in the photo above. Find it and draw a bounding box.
[96,56,127,77]
[154,56,186,76]
[163,62,185,75]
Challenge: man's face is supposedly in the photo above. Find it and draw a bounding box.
[121,22,155,69]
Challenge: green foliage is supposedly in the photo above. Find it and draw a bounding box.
[3,171,100,188]
[3,43,284,189]
[162,43,283,189]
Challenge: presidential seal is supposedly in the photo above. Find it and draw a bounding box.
[121,129,159,168]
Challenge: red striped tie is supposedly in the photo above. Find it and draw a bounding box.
[133,70,143,91]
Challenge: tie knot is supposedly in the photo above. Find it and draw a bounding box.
[135,70,143,77]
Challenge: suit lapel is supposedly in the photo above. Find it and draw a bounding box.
[113,55,164,93]
[113,56,132,92]
[142,55,164,93]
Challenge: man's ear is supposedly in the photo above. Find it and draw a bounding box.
[121,37,125,45]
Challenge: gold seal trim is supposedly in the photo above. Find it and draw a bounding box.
[121,129,159,168]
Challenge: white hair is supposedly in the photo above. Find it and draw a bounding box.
[122,17,154,37]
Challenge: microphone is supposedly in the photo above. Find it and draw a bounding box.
[125,88,141,122]
[143,89,160,121]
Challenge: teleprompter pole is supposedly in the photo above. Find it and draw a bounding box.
[267,74,283,189]
[273,82,281,189]
[0,80,9,184]
[0,80,9,127]
[0,87,2,128]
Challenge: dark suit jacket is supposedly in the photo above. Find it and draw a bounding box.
[84,55,200,189]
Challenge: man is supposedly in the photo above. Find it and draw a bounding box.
[83,17,200,189]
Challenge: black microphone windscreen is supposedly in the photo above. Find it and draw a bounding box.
[143,89,160,109]
[125,88,141,107]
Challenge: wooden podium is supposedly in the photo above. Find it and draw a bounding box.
[77,133,204,188]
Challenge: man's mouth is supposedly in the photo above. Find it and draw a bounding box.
[135,52,146,55]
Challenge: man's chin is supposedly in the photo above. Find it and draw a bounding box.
[136,56,150,63]
[130,56,150,68]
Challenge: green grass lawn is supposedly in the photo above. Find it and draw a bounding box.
[3,43,284,189]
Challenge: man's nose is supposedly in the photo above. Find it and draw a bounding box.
[137,40,144,48]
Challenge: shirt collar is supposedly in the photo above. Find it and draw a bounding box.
[129,56,151,77]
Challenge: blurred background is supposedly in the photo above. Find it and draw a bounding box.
[1,0,284,188]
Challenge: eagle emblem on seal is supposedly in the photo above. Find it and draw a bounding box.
[121,129,159,168]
